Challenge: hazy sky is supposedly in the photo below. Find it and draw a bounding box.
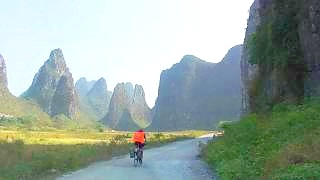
[0,0,254,107]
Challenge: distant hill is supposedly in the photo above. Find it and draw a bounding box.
[103,83,151,131]
[76,77,112,120]
[150,45,242,131]
[22,49,77,118]
[75,77,96,98]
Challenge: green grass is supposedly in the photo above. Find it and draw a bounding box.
[203,98,320,179]
[0,91,52,127]
[0,130,205,180]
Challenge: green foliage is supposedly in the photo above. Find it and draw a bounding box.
[203,100,320,179]
[248,24,272,66]
[272,163,320,179]
[248,0,303,68]
[217,120,235,130]
[246,0,306,112]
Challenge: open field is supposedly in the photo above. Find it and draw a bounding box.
[0,130,209,180]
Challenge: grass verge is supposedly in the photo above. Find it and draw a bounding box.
[202,98,320,179]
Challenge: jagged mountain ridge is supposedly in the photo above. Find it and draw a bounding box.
[76,77,112,120]
[75,77,96,98]
[22,49,77,118]
[0,50,151,130]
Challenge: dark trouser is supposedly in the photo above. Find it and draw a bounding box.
[134,142,145,149]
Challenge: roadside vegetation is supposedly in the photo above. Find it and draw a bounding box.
[0,130,207,180]
[203,98,320,179]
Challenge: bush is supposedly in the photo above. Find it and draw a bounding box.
[110,135,128,145]
[217,120,235,130]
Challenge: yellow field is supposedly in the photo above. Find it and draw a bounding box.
[0,130,209,145]
[0,130,120,145]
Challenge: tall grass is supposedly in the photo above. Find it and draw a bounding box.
[203,98,320,179]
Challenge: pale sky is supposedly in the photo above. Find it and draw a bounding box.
[0,0,254,107]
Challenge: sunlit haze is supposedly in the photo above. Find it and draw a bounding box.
[0,0,254,107]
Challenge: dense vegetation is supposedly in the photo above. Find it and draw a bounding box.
[0,130,206,179]
[247,0,305,112]
[203,98,320,179]
[248,0,302,67]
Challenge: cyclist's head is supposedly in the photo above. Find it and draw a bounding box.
[138,129,144,132]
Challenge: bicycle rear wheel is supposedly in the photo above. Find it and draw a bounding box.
[133,151,138,167]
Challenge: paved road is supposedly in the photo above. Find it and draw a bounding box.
[58,135,216,180]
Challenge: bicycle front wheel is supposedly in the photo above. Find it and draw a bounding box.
[134,158,138,167]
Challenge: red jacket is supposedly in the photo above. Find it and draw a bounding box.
[132,130,146,143]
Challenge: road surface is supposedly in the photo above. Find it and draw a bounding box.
[58,135,216,180]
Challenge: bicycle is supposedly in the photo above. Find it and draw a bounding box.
[130,144,143,167]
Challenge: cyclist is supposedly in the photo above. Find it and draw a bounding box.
[132,129,146,157]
